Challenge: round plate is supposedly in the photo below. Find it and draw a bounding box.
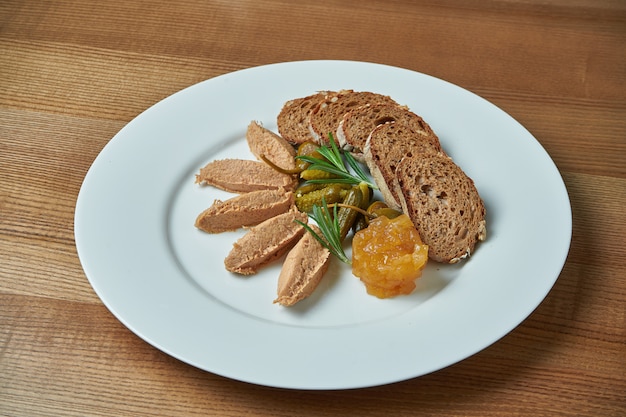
[74,60,572,390]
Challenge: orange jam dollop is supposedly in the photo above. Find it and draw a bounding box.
[352,214,429,298]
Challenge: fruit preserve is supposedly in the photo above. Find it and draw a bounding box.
[352,214,428,298]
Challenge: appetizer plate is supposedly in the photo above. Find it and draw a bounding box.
[75,60,572,390]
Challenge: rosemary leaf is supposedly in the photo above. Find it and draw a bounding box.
[295,133,378,189]
[297,198,351,264]
[344,150,371,184]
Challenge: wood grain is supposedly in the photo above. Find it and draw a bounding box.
[1,0,625,416]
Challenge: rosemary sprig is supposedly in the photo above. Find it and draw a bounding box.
[296,133,378,190]
[295,197,351,265]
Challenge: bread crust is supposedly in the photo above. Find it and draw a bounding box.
[395,154,486,263]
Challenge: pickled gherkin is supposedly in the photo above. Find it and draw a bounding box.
[336,186,364,241]
[300,168,341,181]
[372,207,402,220]
[295,182,330,197]
[351,183,372,233]
[365,201,402,224]
[295,142,324,172]
[295,184,348,213]
[296,182,351,198]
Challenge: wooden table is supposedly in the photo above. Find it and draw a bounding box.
[2,1,625,415]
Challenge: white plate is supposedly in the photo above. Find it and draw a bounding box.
[74,60,571,390]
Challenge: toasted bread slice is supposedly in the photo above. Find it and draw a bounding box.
[246,121,297,171]
[308,90,397,144]
[274,225,331,306]
[224,209,308,275]
[364,118,443,209]
[195,159,297,192]
[277,91,332,144]
[195,189,294,233]
[395,153,486,263]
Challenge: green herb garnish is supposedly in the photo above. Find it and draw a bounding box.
[296,133,378,189]
[295,197,351,265]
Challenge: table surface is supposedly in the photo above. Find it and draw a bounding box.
[2,1,625,416]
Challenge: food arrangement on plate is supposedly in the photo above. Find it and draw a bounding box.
[193,90,487,306]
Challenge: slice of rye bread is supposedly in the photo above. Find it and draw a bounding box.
[308,90,398,145]
[395,153,486,263]
[364,118,443,209]
[277,91,333,144]
[337,103,438,158]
